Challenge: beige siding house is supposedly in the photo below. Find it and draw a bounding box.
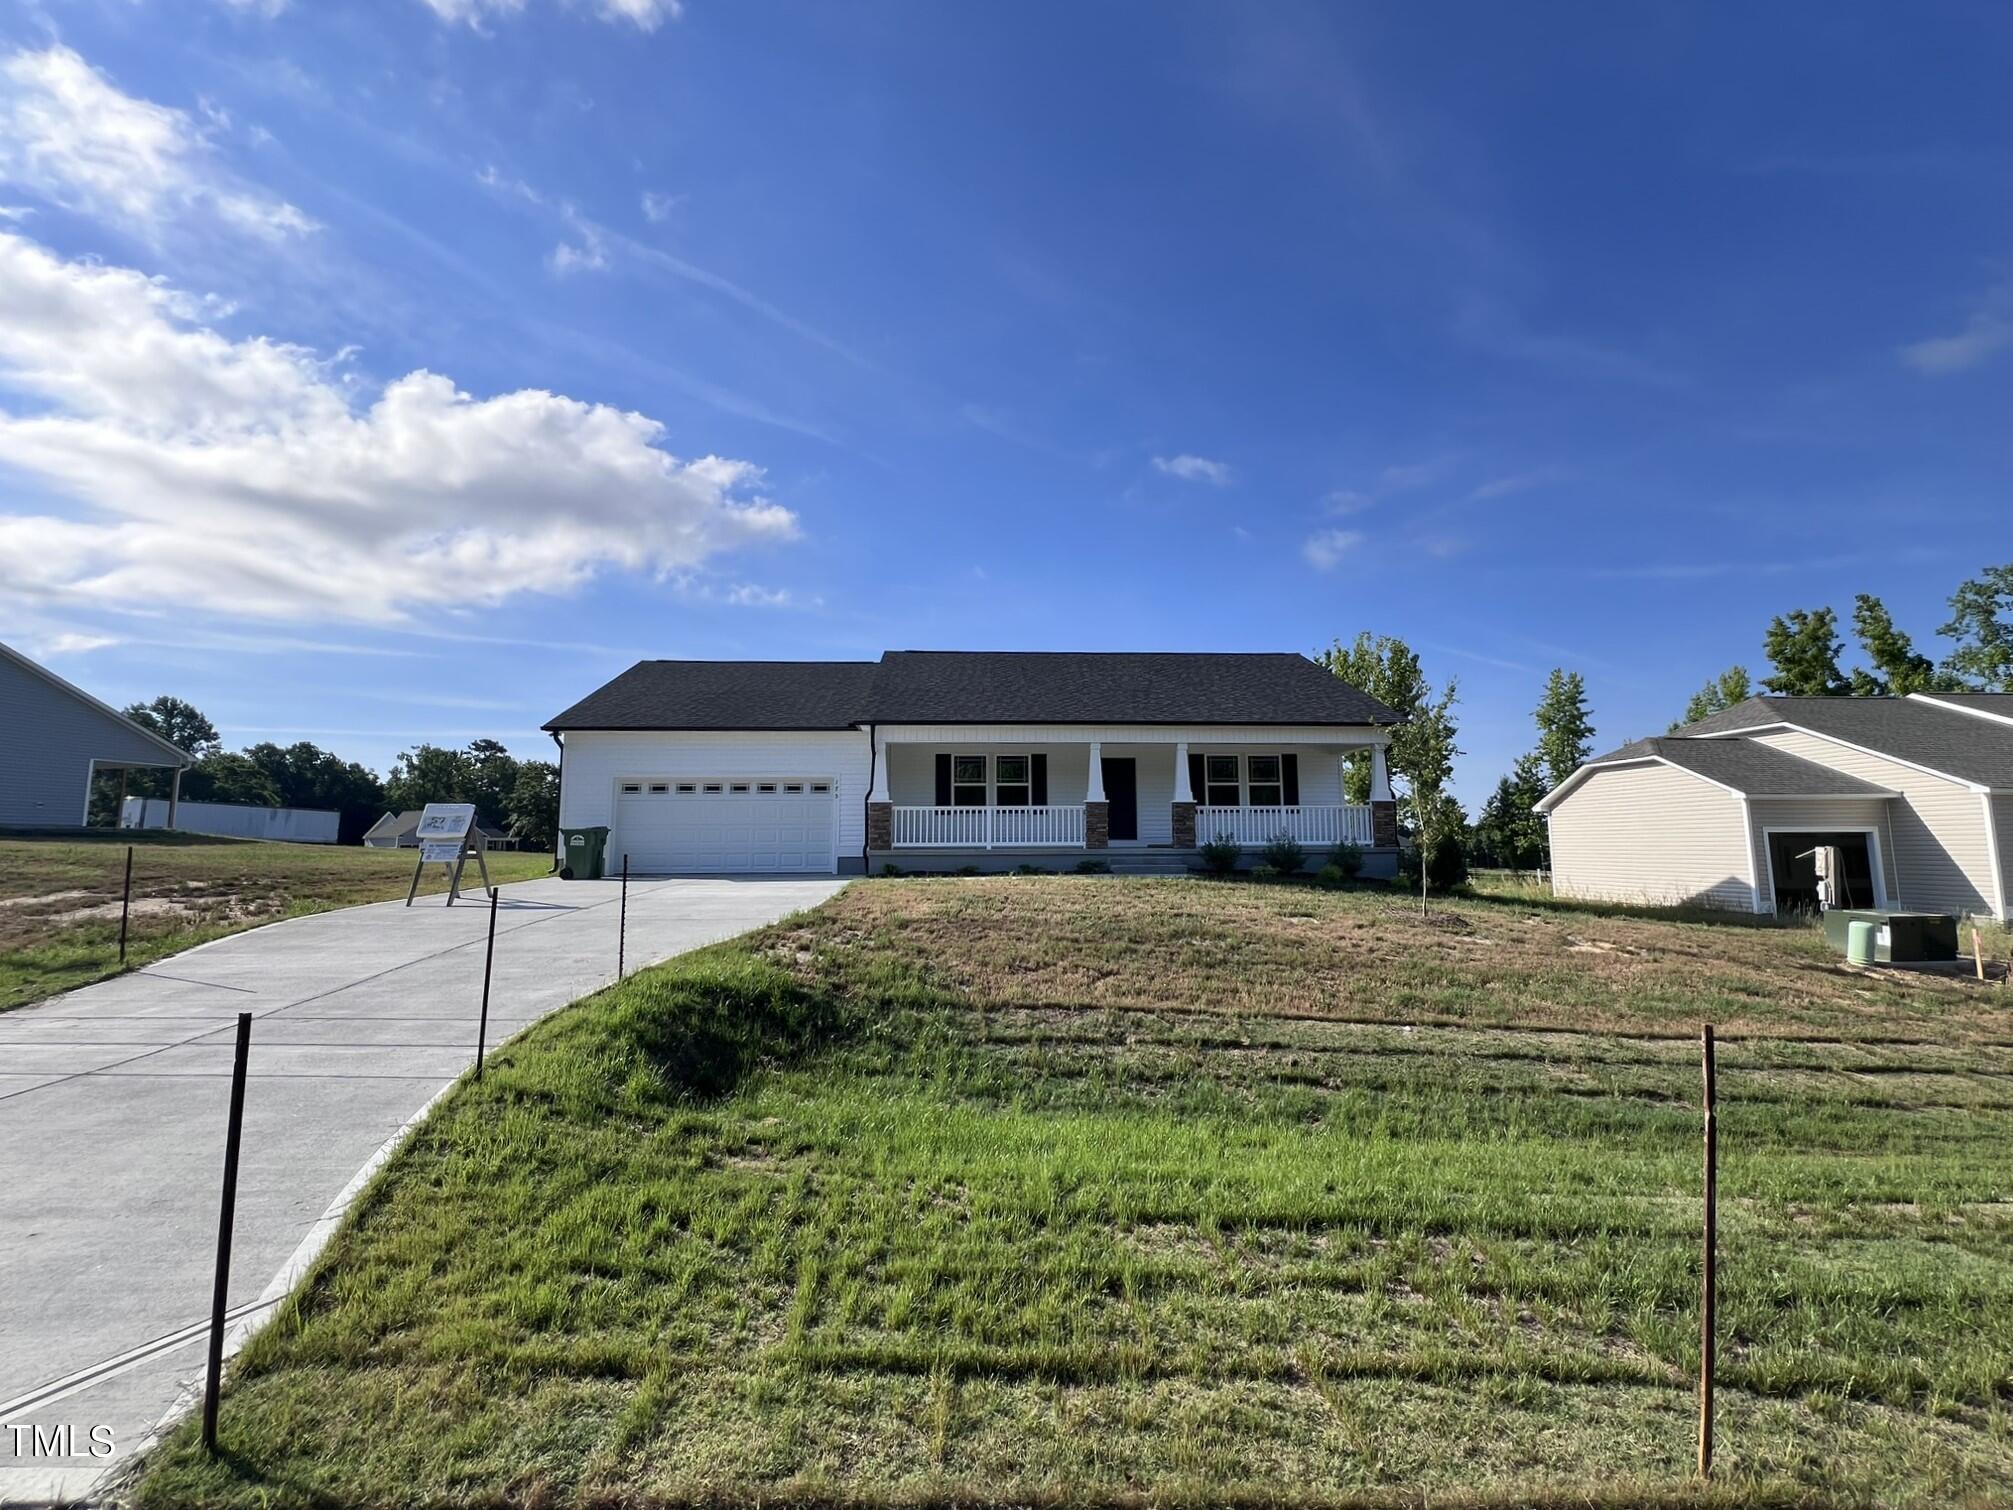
[1539,694,2013,920]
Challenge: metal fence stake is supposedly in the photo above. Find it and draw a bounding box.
[203,1012,252,1455]
[118,844,134,964]
[618,852,629,979]
[476,888,498,1081]
[1699,1022,1718,1479]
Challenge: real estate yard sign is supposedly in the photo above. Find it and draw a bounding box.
[405,802,492,906]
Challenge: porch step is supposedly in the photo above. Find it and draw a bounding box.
[1103,852,1199,875]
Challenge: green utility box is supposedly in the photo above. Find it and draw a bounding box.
[1821,909,1958,964]
[560,825,610,881]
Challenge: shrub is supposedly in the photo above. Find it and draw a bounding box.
[1331,841,1364,879]
[1014,863,1046,876]
[1316,863,1345,887]
[1261,832,1307,874]
[955,865,981,877]
[880,862,904,877]
[1073,858,1110,875]
[1249,865,1281,881]
[1199,834,1241,876]
[1400,832,1470,892]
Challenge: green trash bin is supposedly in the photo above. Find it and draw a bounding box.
[560,825,609,881]
[1846,920,1877,967]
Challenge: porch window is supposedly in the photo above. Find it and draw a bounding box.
[1247,755,1283,807]
[995,754,1031,807]
[1205,755,1240,807]
[952,755,987,807]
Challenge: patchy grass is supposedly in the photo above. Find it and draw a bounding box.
[135,878,2013,1508]
[0,831,550,1012]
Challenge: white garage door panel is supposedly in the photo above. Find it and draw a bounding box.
[614,782,836,874]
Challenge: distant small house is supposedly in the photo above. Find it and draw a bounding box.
[0,640,192,829]
[362,810,520,850]
[1539,693,2013,919]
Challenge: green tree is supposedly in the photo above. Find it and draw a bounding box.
[1392,678,1461,914]
[182,752,283,808]
[506,761,560,849]
[1851,594,1958,696]
[121,695,221,757]
[465,738,521,831]
[1761,608,1850,696]
[1316,633,1433,802]
[1474,753,1547,871]
[1674,666,1751,729]
[1940,563,2013,690]
[1532,668,1594,791]
[243,741,387,844]
[383,744,476,816]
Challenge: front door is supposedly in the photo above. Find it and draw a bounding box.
[1101,757,1138,842]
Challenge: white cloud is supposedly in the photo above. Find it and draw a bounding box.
[1152,453,1232,486]
[1467,466,1563,502]
[216,0,291,14]
[1377,454,1459,492]
[420,0,679,29]
[1301,528,1364,570]
[38,631,119,656]
[640,189,681,223]
[0,232,797,624]
[1324,487,1374,515]
[1900,284,2013,375]
[547,235,607,275]
[0,45,315,243]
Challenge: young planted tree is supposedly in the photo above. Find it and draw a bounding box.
[1674,666,1752,730]
[1392,678,1461,916]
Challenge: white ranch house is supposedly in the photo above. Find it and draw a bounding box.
[545,651,1401,876]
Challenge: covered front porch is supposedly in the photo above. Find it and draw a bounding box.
[866,727,1398,871]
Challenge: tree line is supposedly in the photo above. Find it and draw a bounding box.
[107,695,558,848]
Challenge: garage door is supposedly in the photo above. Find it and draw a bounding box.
[612,778,837,875]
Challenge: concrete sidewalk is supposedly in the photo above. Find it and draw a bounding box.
[0,873,847,1505]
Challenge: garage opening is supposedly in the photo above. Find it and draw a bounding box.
[612,778,837,875]
[1767,831,1876,913]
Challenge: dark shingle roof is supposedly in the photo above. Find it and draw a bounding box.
[1681,696,2013,789]
[1576,736,1893,798]
[545,652,1396,731]
[1915,692,2013,723]
[544,661,880,731]
[866,651,1396,724]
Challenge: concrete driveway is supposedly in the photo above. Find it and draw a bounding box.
[0,873,847,1505]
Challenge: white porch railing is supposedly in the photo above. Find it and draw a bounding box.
[1195,804,1374,848]
[892,804,1087,848]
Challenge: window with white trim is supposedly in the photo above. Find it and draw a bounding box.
[995,753,1031,807]
[1204,755,1239,807]
[952,755,986,807]
[1247,755,1282,807]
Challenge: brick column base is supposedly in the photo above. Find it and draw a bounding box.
[1370,800,1398,849]
[1171,800,1196,849]
[1084,801,1110,849]
[867,801,892,851]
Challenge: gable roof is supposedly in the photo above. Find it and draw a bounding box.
[1537,735,1894,812]
[0,639,191,767]
[1684,695,2013,790]
[365,810,423,840]
[1913,691,2013,728]
[545,651,1398,732]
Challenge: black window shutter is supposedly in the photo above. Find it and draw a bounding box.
[1187,752,1206,804]
[1282,753,1300,806]
[934,753,952,806]
[1031,753,1048,806]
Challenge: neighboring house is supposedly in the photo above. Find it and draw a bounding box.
[361,810,422,848]
[0,640,192,829]
[1538,693,2013,919]
[123,797,339,845]
[544,651,1402,876]
[362,810,520,851]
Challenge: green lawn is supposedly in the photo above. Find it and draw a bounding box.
[134,877,2013,1507]
[0,831,551,1012]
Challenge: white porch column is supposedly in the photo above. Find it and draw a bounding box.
[167,765,183,830]
[1171,741,1191,803]
[868,741,892,803]
[1085,741,1105,802]
[1369,744,1393,802]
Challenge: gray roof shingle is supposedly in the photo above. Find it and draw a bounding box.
[1578,736,1893,797]
[544,651,1397,731]
[1681,696,2013,789]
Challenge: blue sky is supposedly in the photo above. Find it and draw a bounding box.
[0,2,2008,800]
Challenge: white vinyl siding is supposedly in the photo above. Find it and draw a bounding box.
[1993,795,2013,921]
[1739,729,1999,918]
[558,730,872,860]
[1744,796,1897,911]
[1547,761,1756,912]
